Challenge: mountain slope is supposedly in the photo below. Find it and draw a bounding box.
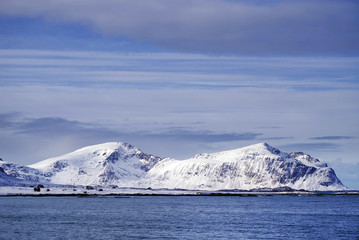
[0,165,22,186]
[0,158,46,186]
[29,142,162,186]
[143,143,346,191]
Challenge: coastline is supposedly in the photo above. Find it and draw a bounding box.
[1,186,358,197]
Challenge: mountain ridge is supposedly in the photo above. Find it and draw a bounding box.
[0,141,347,191]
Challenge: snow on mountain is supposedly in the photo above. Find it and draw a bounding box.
[0,164,19,186]
[289,152,327,168]
[143,143,346,191]
[0,158,46,186]
[29,142,162,186]
[0,142,347,191]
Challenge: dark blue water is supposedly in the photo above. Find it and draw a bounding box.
[0,195,358,239]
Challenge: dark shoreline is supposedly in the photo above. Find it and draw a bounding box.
[1,191,358,197]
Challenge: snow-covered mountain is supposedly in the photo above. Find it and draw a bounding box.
[29,142,162,186]
[0,142,347,191]
[143,143,345,191]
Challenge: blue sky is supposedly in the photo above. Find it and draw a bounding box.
[0,0,359,189]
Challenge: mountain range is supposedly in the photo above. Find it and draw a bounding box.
[0,142,347,191]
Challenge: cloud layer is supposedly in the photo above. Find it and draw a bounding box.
[1,0,358,55]
[1,49,358,90]
[310,136,354,140]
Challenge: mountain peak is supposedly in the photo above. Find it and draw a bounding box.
[72,142,138,155]
[233,142,283,157]
[192,142,286,162]
[246,142,277,151]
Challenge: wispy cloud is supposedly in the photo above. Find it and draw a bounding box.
[0,114,117,138]
[146,128,262,142]
[310,136,355,141]
[0,112,22,129]
[0,0,358,55]
[259,137,293,141]
[2,113,262,144]
[17,117,93,135]
[280,142,341,152]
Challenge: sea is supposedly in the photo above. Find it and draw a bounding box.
[0,195,358,240]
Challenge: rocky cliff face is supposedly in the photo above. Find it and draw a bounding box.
[0,142,347,191]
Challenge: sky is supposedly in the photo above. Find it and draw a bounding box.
[0,0,358,189]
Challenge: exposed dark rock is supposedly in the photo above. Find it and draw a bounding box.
[106,151,120,164]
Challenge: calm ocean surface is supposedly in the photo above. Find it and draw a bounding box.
[0,195,358,240]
